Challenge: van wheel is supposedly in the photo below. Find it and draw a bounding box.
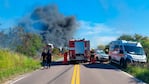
[124,59,131,68]
[120,59,125,68]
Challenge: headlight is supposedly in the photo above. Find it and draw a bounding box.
[143,55,147,59]
[127,55,133,59]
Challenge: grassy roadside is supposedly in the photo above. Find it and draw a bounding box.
[0,50,63,83]
[0,49,41,83]
[123,64,149,83]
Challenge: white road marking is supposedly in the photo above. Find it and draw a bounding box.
[8,69,41,84]
[10,75,28,84]
[6,70,39,84]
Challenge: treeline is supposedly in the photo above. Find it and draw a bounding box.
[0,27,61,57]
[0,27,44,57]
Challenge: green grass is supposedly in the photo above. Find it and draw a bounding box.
[124,65,149,83]
[0,49,41,83]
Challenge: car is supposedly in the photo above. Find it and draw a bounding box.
[95,50,109,62]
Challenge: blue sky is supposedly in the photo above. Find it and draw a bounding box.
[0,0,149,48]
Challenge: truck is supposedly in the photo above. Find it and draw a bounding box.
[68,39,90,63]
[109,40,147,68]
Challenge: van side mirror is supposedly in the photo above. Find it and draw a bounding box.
[119,50,124,54]
[146,53,147,56]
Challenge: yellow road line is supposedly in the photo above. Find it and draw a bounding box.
[71,65,77,84]
[71,64,80,84]
[76,65,80,84]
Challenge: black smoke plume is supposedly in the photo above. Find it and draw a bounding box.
[19,5,77,47]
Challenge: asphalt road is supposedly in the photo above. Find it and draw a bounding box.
[8,61,145,84]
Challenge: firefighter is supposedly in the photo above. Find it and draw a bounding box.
[90,48,95,63]
[46,44,53,68]
[63,51,68,64]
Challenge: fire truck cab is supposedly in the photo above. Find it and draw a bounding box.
[69,39,90,62]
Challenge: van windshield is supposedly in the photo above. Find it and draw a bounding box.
[124,45,145,55]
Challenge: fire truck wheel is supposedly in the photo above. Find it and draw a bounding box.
[69,61,75,64]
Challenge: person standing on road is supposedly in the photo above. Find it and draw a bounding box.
[41,49,47,69]
[46,44,53,68]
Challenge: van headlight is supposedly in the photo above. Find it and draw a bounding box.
[127,55,133,59]
[142,55,147,59]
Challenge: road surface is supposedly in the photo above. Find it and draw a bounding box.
[8,61,145,84]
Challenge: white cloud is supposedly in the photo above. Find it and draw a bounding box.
[91,36,117,48]
[83,35,118,48]
[75,20,122,48]
[96,36,117,44]
[76,20,113,36]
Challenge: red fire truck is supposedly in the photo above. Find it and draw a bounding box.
[69,39,90,63]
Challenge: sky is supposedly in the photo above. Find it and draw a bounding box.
[0,0,149,48]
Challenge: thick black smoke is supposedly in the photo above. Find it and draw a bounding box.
[19,5,77,47]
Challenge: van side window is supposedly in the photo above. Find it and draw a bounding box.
[119,45,124,54]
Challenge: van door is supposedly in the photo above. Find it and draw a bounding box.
[116,45,124,61]
[113,45,120,61]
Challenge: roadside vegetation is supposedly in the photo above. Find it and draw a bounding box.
[0,49,41,83]
[123,64,149,83]
[0,48,62,83]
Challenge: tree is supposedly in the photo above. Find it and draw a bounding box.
[117,34,134,41]
[0,26,44,57]
[52,48,60,55]
[97,45,105,50]
[140,37,149,59]
[134,34,143,41]
[0,31,6,48]
[16,33,43,57]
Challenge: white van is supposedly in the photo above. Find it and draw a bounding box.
[109,40,147,67]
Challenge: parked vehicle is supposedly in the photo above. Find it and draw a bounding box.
[68,39,90,63]
[95,50,109,62]
[109,40,147,68]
